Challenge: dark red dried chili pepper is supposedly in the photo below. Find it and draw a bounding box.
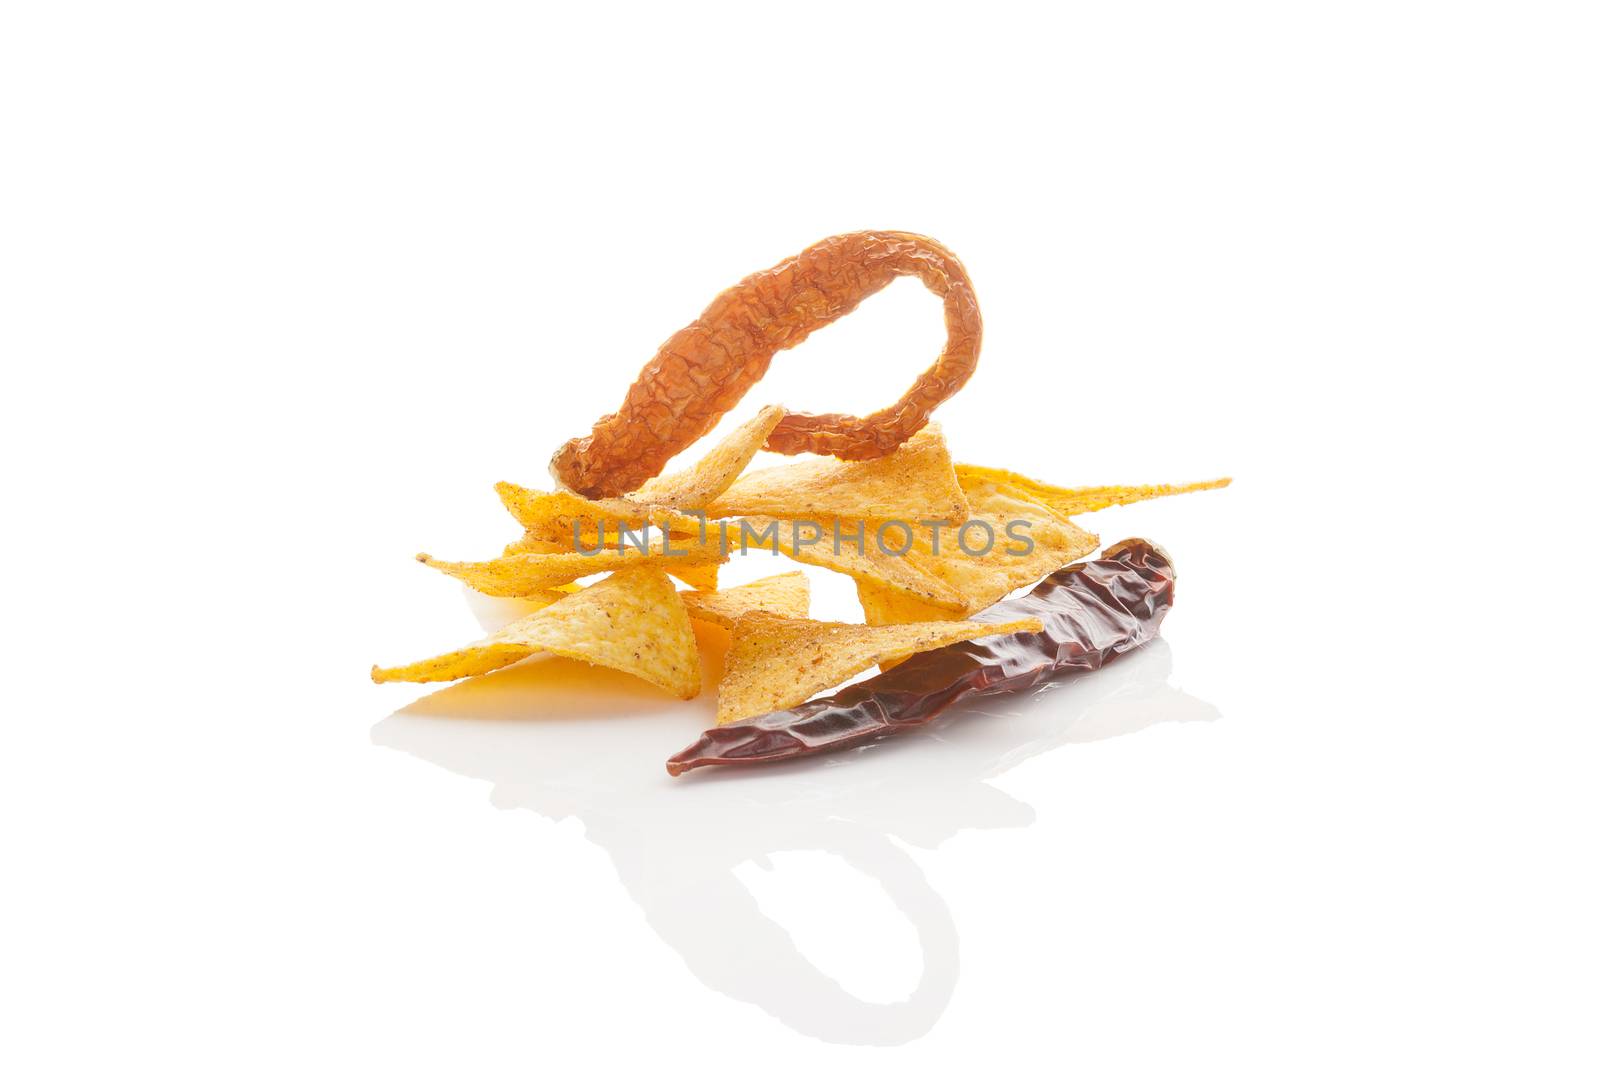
[665,538,1174,776]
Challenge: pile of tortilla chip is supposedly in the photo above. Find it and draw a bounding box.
[372,404,1228,725]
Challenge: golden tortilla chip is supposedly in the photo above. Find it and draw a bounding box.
[663,558,721,591]
[632,405,786,510]
[850,476,1098,620]
[707,424,967,524]
[681,571,810,629]
[372,568,700,697]
[896,477,1100,614]
[507,582,584,613]
[496,483,685,545]
[500,532,720,590]
[420,536,725,598]
[855,579,967,626]
[501,534,575,557]
[851,477,1096,648]
[497,408,784,544]
[955,465,1231,518]
[717,612,1043,724]
[721,516,966,610]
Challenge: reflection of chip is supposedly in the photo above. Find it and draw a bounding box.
[372,568,700,697]
[717,612,1042,724]
[708,424,968,524]
[955,465,1230,518]
[681,571,809,629]
[633,405,786,510]
[420,536,725,598]
[724,516,966,610]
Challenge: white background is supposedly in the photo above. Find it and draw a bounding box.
[3,2,1596,1063]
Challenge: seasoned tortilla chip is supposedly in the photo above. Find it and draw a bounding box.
[681,571,809,629]
[722,516,966,610]
[372,568,700,697]
[500,532,720,591]
[852,579,969,669]
[717,612,1043,724]
[855,579,967,626]
[420,536,725,598]
[496,408,783,544]
[905,523,1097,614]
[501,534,577,557]
[632,405,786,510]
[707,424,967,524]
[507,582,584,613]
[955,465,1231,518]
[496,483,685,544]
[664,558,721,591]
[849,476,1098,620]
[897,477,1100,614]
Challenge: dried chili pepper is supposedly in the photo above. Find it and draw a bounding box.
[551,231,983,499]
[665,539,1174,775]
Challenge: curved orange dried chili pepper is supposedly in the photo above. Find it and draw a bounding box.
[550,231,982,499]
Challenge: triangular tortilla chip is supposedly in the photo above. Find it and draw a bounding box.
[496,483,687,545]
[663,559,721,591]
[419,536,725,598]
[954,465,1230,518]
[496,407,785,544]
[892,477,1100,614]
[717,612,1043,724]
[502,582,584,614]
[632,405,786,510]
[681,571,809,629]
[372,568,700,697]
[855,579,967,626]
[707,424,968,524]
[721,516,966,610]
[500,533,720,590]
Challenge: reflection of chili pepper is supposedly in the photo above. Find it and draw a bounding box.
[551,231,982,499]
[666,539,1174,775]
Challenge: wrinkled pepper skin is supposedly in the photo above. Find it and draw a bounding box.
[665,539,1175,776]
[551,231,982,499]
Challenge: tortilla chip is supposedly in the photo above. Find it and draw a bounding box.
[897,477,1100,614]
[707,424,967,524]
[500,532,719,591]
[663,558,721,591]
[496,483,686,545]
[632,405,786,510]
[508,582,584,613]
[849,476,1098,620]
[497,408,784,543]
[852,579,969,670]
[419,536,725,598]
[855,579,967,626]
[372,568,700,697]
[501,534,573,557]
[681,571,810,629]
[717,612,1043,724]
[955,465,1231,518]
[721,516,966,610]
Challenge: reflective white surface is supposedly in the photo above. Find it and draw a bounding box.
[374,637,1216,1045]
